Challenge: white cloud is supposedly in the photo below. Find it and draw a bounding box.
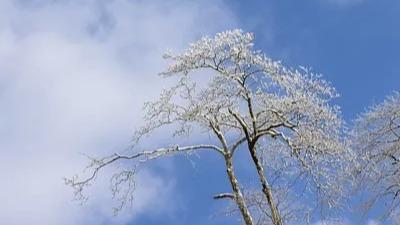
[0,0,236,224]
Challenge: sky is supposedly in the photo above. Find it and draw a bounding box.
[0,0,399,225]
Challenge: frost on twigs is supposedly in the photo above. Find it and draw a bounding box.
[64,153,138,214]
[219,188,311,225]
[67,29,352,224]
[353,92,400,219]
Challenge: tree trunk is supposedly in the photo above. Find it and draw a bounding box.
[224,154,254,225]
[249,146,283,225]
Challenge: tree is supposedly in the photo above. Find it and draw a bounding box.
[66,29,352,225]
[353,92,400,220]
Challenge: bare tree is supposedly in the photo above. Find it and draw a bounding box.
[66,30,352,225]
[353,92,400,220]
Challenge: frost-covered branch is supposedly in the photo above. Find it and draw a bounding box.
[353,91,400,219]
[68,29,353,225]
[65,144,223,212]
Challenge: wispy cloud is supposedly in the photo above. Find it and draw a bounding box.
[0,0,236,224]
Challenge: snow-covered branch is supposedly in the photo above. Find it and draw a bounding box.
[68,29,353,225]
[353,91,400,219]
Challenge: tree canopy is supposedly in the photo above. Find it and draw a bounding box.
[66,29,384,225]
[353,92,400,219]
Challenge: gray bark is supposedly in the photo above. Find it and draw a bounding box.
[224,153,255,225]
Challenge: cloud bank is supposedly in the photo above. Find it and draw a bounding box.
[0,0,236,224]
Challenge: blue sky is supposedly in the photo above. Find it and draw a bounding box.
[231,0,400,119]
[0,0,398,225]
